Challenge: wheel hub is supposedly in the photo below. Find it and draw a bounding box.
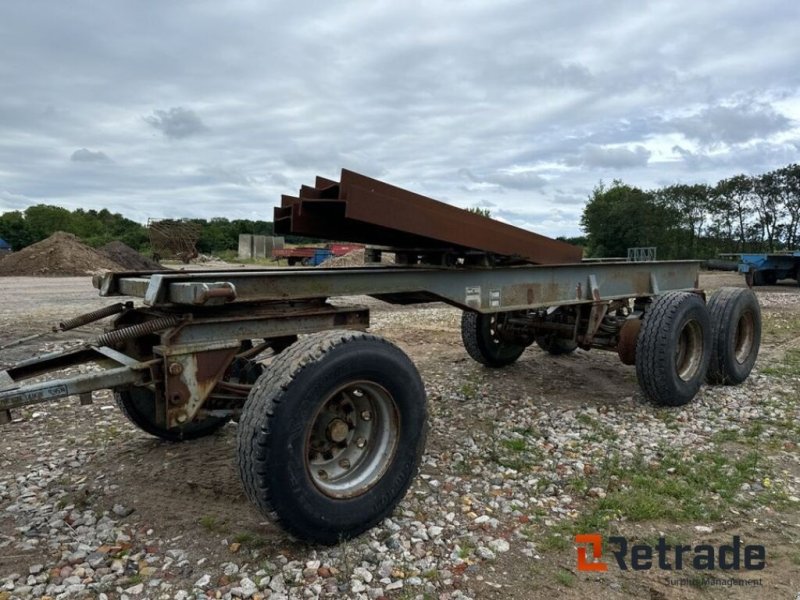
[327,418,350,443]
[306,382,399,498]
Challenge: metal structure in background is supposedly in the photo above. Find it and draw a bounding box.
[628,247,657,262]
[275,169,582,266]
[720,251,800,287]
[147,218,202,263]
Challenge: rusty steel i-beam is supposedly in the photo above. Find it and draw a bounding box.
[275,169,582,265]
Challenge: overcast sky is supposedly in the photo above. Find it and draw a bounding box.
[1,1,799,237]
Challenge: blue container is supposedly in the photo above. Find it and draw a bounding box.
[311,249,334,266]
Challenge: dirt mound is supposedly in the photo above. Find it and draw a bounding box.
[318,249,395,267]
[99,241,162,271]
[0,232,124,276]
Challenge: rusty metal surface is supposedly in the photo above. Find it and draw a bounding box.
[97,261,701,313]
[275,169,582,265]
[617,318,641,365]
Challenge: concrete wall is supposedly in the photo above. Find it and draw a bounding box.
[239,235,285,259]
[253,235,267,259]
[238,234,253,259]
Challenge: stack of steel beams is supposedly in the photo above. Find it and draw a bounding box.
[274,169,582,265]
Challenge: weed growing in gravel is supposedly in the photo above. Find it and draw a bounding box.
[456,539,475,559]
[538,532,570,551]
[554,568,575,587]
[232,531,268,549]
[458,379,479,401]
[489,425,545,472]
[198,515,227,533]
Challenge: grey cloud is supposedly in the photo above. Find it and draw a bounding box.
[670,102,791,145]
[70,148,112,163]
[672,141,799,173]
[459,168,547,191]
[567,144,652,169]
[0,190,33,211]
[199,165,255,187]
[144,107,208,139]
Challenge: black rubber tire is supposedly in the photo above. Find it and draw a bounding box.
[635,291,711,406]
[534,334,578,355]
[460,311,526,367]
[706,287,761,385]
[115,387,229,442]
[237,330,427,544]
[267,335,297,354]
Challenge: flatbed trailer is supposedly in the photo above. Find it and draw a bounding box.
[0,260,762,543]
[720,252,800,287]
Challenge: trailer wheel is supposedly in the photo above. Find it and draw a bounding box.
[115,387,229,442]
[534,334,578,355]
[237,331,427,544]
[635,292,711,406]
[706,287,761,385]
[461,311,526,367]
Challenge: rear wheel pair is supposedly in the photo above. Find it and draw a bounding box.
[459,288,760,407]
[634,288,760,405]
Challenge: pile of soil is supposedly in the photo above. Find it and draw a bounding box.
[0,232,124,276]
[318,249,395,267]
[99,241,162,271]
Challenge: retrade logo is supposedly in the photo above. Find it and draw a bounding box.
[575,535,766,572]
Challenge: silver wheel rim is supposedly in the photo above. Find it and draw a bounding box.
[306,381,399,498]
[734,311,755,364]
[675,319,704,381]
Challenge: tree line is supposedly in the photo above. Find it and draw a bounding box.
[0,205,314,255]
[3,164,798,260]
[581,163,800,259]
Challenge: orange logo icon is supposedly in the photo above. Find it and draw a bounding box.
[576,534,608,572]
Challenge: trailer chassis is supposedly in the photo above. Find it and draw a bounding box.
[0,261,761,543]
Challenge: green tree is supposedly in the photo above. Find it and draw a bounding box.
[581,181,682,258]
[0,210,33,249]
[656,184,710,257]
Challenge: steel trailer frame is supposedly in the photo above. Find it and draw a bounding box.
[0,260,762,543]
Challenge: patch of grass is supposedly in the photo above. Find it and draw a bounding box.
[459,380,479,400]
[712,429,740,443]
[539,532,571,551]
[456,539,475,559]
[232,531,268,548]
[199,515,226,533]
[554,569,575,587]
[453,459,472,475]
[761,348,800,377]
[501,438,528,453]
[562,446,778,534]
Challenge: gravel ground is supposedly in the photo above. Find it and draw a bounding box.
[0,272,798,599]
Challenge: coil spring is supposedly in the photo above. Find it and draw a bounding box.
[96,315,182,347]
[58,302,129,331]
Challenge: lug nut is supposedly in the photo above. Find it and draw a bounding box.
[318,470,328,480]
[339,458,351,469]
[356,437,367,448]
[361,410,372,421]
